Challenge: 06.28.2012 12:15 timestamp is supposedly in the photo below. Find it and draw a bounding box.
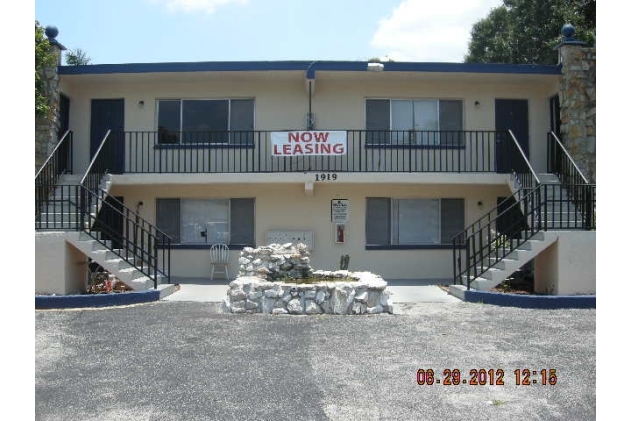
[416,369,558,386]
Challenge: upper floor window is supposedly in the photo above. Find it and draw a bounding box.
[157,99,254,145]
[366,99,463,146]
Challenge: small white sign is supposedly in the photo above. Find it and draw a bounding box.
[271,131,347,156]
[331,199,349,223]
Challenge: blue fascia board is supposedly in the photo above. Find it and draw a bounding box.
[59,60,561,77]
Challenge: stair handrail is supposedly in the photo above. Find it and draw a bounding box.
[80,185,171,287]
[507,129,540,190]
[548,131,589,184]
[35,130,73,223]
[453,184,543,289]
[35,130,73,180]
[94,188,173,245]
[547,131,595,229]
[79,129,172,286]
[80,129,111,191]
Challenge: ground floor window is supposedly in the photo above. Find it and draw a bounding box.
[366,197,464,247]
[156,198,254,247]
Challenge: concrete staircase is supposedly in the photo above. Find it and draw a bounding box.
[65,232,159,291]
[460,173,583,292]
[36,174,160,291]
[468,231,558,291]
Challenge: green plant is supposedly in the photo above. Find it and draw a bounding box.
[65,48,91,66]
[35,21,57,118]
[491,399,507,406]
[339,254,350,270]
[491,234,510,251]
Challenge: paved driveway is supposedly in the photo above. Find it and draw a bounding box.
[36,302,595,421]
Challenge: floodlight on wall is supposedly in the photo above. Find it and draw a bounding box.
[367,62,384,72]
[474,100,481,108]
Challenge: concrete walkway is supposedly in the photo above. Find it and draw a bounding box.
[162,277,461,304]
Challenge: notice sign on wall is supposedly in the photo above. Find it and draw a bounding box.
[271,131,347,156]
[331,199,349,223]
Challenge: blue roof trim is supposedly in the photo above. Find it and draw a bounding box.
[58,60,561,76]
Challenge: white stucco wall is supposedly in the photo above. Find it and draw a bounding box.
[534,231,596,295]
[35,232,88,295]
[109,181,511,280]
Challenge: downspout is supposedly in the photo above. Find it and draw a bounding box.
[308,80,313,130]
[306,61,317,130]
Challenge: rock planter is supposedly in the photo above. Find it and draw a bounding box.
[223,243,393,315]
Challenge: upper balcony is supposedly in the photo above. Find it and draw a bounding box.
[95,129,526,176]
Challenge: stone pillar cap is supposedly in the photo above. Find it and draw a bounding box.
[554,23,587,50]
[45,24,66,50]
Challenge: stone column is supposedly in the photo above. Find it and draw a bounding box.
[35,25,66,174]
[555,24,596,183]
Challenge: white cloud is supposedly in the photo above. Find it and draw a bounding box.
[153,0,248,14]
[370,0,503,62]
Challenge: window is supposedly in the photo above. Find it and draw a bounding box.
[157,99,254,144]
[366,99,463,146]
[366,198,464,247]
[156,198,255,247]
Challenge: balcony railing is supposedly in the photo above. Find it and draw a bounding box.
[93,130,524,174]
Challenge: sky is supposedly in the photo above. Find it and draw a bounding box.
[34,0,504,64]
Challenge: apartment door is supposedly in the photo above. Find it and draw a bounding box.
[90,99,125,173]
[495,99,529,173]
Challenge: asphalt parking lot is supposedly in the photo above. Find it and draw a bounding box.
[36,301,596,421]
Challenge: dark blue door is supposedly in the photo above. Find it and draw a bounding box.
[90,99,124,173]
[495,99,529,173]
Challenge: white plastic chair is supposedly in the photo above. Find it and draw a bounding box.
[210,244,230,281]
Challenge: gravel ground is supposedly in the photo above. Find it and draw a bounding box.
[36,301,596,421]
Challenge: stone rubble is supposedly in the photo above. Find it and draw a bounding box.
[223,243,394,315]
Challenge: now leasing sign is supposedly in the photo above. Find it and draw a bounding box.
[271,131,347,156]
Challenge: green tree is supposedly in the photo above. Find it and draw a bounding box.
[35,21,57,117]
[465,0,596,64]
[66,48,91,66]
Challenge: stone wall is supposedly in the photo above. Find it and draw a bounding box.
[35,30,63,173]
[223,273,393,315]
[238,243,314,281]
[558,45,596,183]
[226,243,393,315]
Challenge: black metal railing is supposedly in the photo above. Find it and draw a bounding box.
[84,187,171,287]
[547,131,589,185]
[453,185,543,289]
[506,129,540,194]
[113,130,514,174]
[35,130,73,223]
[547,131,595,228]
[80,130,112,194]
[35,184,170,288]
[453,183,596,289]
